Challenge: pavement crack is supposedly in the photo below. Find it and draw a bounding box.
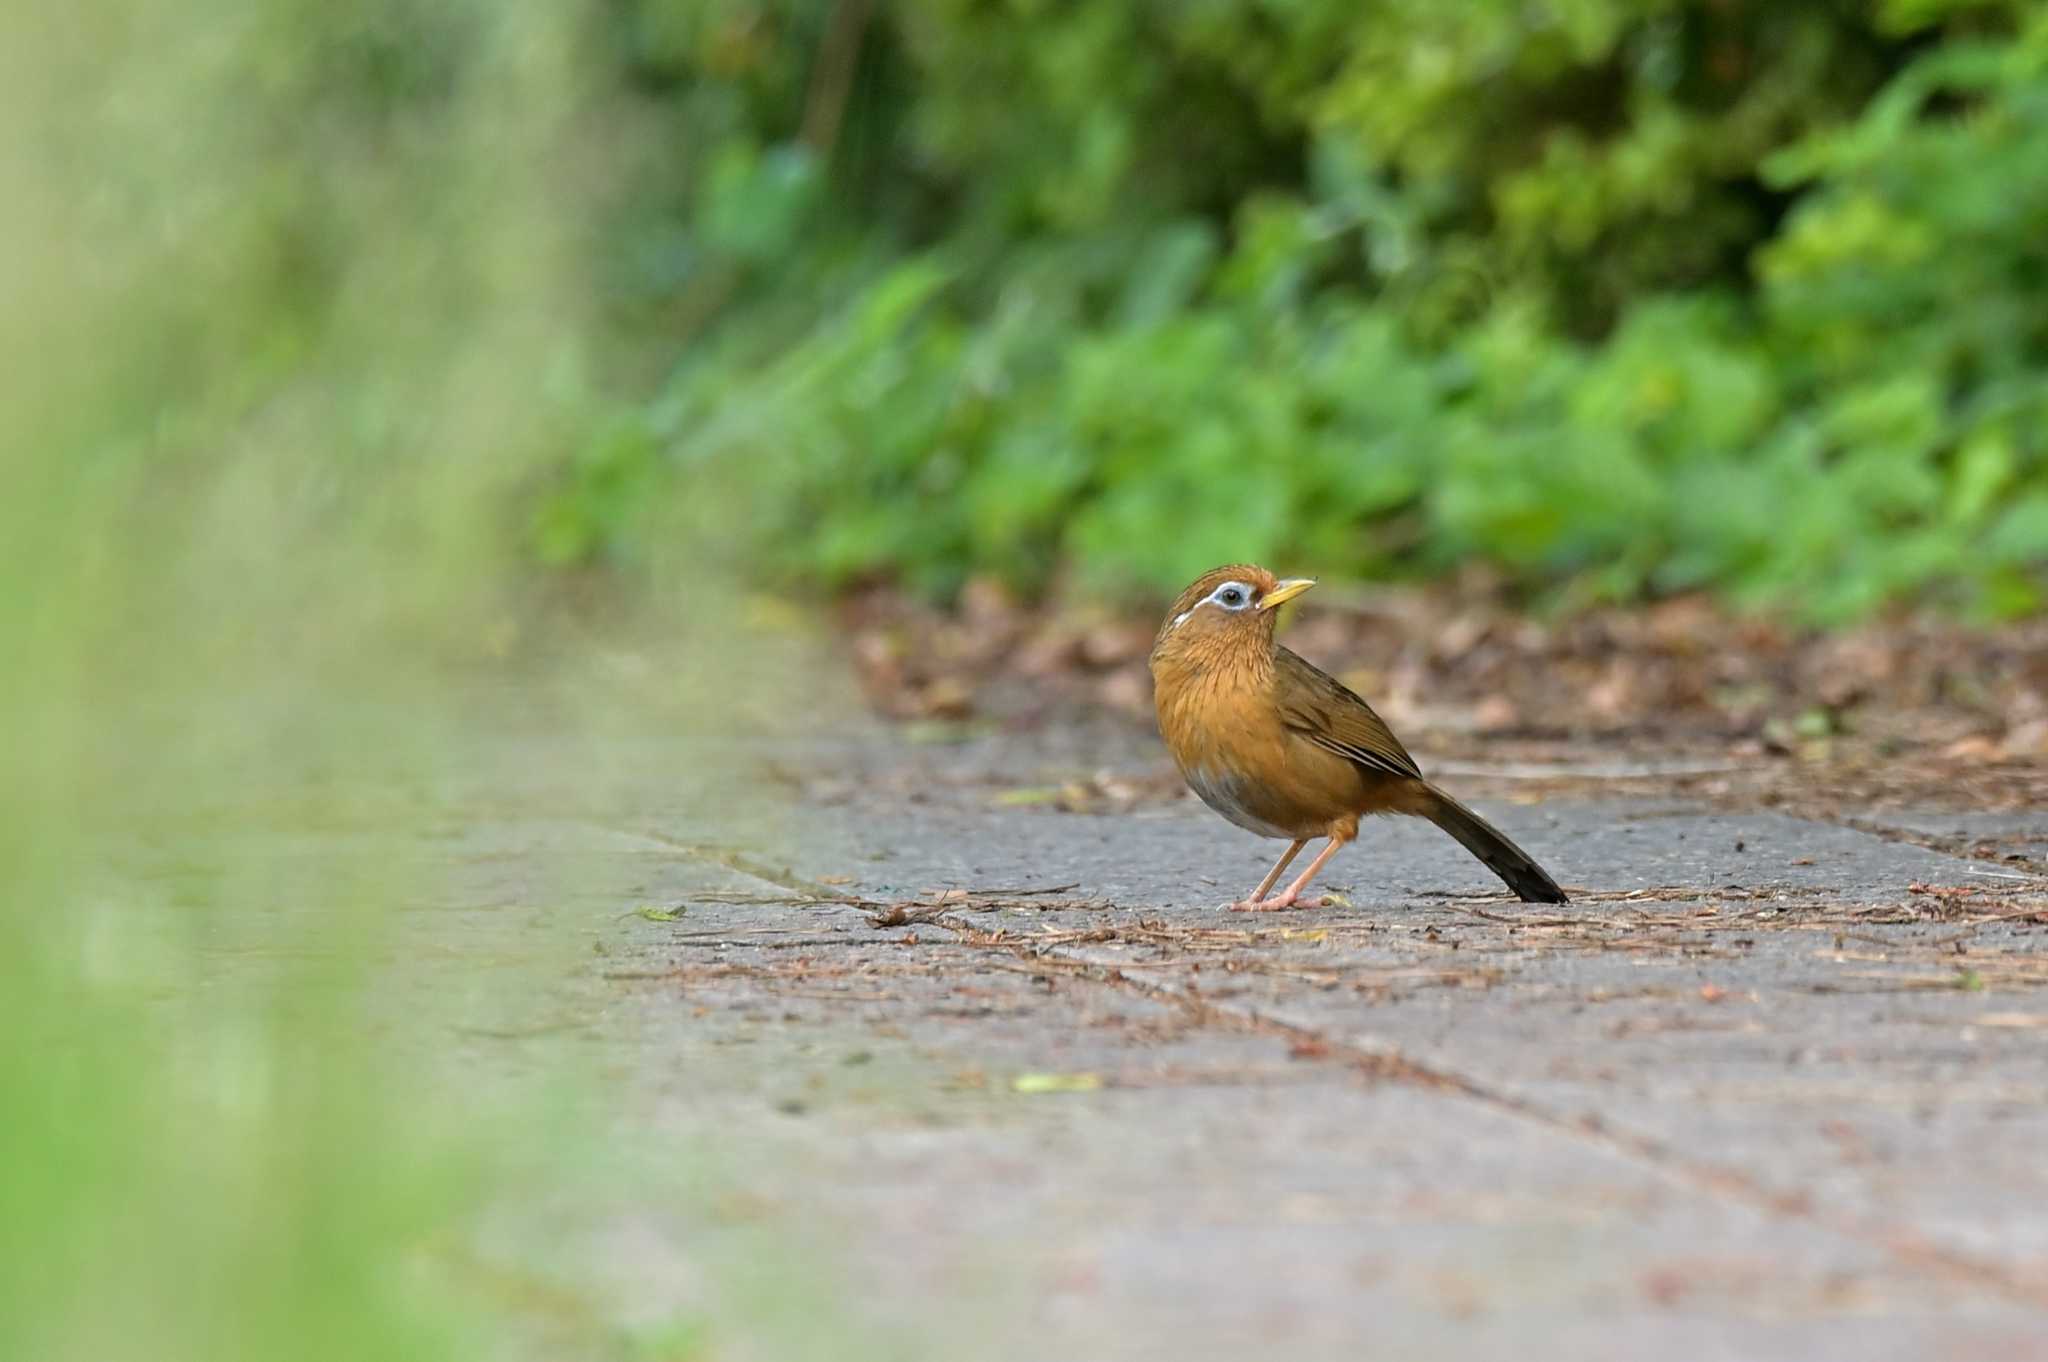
[611,817,2048,1312]
[1817,815,2048,878]
[917,909,2048,1312]
[606,826,860,899]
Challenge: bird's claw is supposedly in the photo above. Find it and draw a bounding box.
[1228,895,1307,912]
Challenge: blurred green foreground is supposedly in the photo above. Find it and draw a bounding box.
[0,6,831,1359]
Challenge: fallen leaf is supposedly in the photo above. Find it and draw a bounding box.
[634,906,684,922]
[2003,718,2048,757]
[958,575,1018,627]
[1472,694,1520,731]
[1793,706,1836,739]
[919,676,976,719]
[1010,1071,1104,1094]
[993,786,1063,806]
[1942,734,2002,762]
[1281,928,1329,943]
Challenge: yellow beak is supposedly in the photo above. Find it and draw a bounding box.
[1260,578,1316,610]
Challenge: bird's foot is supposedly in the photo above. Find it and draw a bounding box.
[1230,893,1310,912]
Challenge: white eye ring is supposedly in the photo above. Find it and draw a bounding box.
[1169,580,1259,631]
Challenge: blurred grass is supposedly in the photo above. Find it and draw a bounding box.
[0,5,860,1358]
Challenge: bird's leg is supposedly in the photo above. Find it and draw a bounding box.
[1229,839,1307,911]
[1252,834,1351,911]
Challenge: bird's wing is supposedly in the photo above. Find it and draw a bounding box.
[1273,647,1424,782]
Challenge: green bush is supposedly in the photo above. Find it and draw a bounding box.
[546,0,2048,620]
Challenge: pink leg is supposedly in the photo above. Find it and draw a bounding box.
[1229,839,1307,911]
[1250,836,1350,911]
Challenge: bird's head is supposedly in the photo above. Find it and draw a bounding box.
[1149,564,1316,665]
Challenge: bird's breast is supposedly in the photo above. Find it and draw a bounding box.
[1153,642,1370,840]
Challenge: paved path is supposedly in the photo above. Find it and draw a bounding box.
[428,719,2048,1360]
[344,704,2039,1351]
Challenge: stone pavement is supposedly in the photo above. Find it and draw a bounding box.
[464,719,2048,1360]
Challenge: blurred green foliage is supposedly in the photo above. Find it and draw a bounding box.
[1,3,592,1355]
[546,0,2048,619]
[2,4,858,1359]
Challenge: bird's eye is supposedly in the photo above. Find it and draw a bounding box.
[1218,586,1245,608]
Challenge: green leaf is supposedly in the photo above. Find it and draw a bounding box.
[1010,1071,1104,1094]
[1988,495,2048,564]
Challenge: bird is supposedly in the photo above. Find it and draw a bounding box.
[1149,564,1569,910]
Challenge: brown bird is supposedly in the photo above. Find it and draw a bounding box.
[1149,565,1568,909]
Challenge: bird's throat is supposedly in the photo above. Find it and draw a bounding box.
[1151,628,1276,723]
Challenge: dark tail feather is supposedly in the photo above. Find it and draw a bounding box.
[1418,784,1569,903]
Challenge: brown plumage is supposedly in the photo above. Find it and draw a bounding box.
[1149,564,1569,909]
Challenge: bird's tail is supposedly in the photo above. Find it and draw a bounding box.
[1417,784,1569,904]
